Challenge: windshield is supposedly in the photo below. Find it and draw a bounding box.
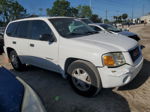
[49,18,97,38]
[81,19,93,24]
[100,24,122,32]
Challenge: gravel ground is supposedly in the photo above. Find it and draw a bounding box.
[0,24,150,112]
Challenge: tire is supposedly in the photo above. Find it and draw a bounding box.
[67,60,102,97]
[9,50,26,71]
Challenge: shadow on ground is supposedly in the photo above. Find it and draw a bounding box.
[119,59,150,90]
[10,66,131,112]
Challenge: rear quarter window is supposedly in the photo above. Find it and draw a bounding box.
[6,22,19,37]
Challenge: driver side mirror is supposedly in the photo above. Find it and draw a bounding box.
[39,34,56,42]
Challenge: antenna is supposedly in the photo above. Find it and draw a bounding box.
[106,9,108,20]
[142,4,145,16]
[89,0,92,11]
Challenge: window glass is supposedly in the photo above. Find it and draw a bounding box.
[29,20,52,40]
[90,26,102,31]
[16,21,29,38]
[81,19,93,24]
[49,18,97,38]
[100,24,121,32]
[6,22,19,37]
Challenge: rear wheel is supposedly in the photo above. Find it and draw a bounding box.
[67,60,102,97]
[9,50,26,71]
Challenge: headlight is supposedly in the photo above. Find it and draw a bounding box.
[102,52,126,67]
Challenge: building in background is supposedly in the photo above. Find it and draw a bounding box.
[140,14,150,24]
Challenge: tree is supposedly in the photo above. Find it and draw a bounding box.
[46,0,71,16]
[70,7,78,17]
[46,0,93,18]
[39,8,43,16]
[118,16,122,22]
[77,5,92,18]
[113,16,117,21]
[90,14,102,23]
[104,19,109,23]
[0,0,26,24]
[122,13,128,21]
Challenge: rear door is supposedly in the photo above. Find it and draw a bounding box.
[27,20,59,72]
[14,21,31,63]
[5,21,31,64]
[5,22,19,51]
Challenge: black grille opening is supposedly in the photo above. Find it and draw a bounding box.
[129,46,141,62]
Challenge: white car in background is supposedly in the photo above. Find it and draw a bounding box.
[4,17,143,97]
[89,23,140,41]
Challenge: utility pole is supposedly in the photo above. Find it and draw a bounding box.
[131,7,134,23]
[132,7,134,20]
[89,0,92,11]
[142,4,145,16]
[106,9,108,20]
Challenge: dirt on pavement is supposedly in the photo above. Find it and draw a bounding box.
[0,24,150,112]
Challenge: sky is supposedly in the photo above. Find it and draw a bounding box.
[16,0,150,20]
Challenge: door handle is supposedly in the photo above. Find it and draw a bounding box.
[30,43,34,47]
[12,41,16,44]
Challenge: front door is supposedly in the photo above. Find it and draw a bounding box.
[27,20,59,72]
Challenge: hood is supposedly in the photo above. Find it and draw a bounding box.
[72,32,137,52]
[118,31,136,37]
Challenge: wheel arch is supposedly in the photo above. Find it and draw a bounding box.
[64,57,98,74]
[6,47,15,58]
[6,47,23,63]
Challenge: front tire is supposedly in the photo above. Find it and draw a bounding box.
[9,50,26,71]
[67,60,102,97]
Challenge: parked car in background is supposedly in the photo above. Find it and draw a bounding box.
[0,32,4,52]
[89,23,140,41]
[4,17,143,97]
[0,67,46,112]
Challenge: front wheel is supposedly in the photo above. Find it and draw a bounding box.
[9,50,26,71]
[67,60,102,97]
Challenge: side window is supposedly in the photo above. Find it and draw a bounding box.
[16,21,29,38]
[6,22,19,37]
[29,20,52,41]
[91,26,102,32]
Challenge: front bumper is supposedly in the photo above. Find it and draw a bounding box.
[98,56,143,88]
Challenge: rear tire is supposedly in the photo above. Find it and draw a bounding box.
[9,50,26,71]
[67,60,102,97]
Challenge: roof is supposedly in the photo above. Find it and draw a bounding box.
[9,16,75,23]
[78,18,89,20]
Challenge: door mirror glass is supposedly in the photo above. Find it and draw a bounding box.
[39,34,51,41]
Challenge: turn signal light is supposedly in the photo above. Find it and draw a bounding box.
[103,56,115,66]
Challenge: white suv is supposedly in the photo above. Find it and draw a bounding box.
[4,17,143,97]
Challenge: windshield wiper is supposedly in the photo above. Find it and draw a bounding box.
[68,32,84,36]
[66,31,98,38]
[85,31,99,35]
